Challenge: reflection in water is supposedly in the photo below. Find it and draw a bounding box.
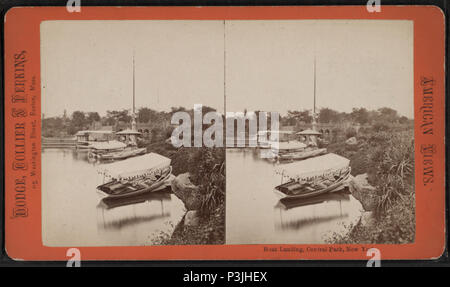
[226,149,362,244]
[274,191,350,231]
[276,190,350,210]
[42,149,185,247]
[97,190,172,230]
[99,188,172,209]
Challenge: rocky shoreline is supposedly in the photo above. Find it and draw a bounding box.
[157,172,225,245]
[348,173,379,230]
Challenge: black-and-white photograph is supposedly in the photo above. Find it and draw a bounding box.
[224,20,415,245]
[41,21,226,246]
[41,19,414,247]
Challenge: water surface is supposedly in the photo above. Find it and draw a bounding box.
[42,149,185,247]
[226,148,362,244]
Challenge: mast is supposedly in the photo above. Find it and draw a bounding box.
[313,56,316,116]
[133,52,135,116]
[312,56,317,131]
[131,52,137,136]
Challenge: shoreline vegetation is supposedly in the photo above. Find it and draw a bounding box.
[149,146,226,245]
[326,125,415,244]
[43,106,414,245]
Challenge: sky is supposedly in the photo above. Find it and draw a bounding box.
[41,20,413,118]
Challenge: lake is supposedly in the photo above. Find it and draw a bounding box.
[226,148,362,244]
[42,148,185,247]
[42,147,362,246]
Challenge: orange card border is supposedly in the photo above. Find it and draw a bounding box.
[4,6,446,261]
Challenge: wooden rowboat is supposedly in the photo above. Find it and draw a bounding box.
[97,166,173,199]
[96,153,173,199]
[274,167,351,199]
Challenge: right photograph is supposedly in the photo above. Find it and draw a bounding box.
[225,20,415,244]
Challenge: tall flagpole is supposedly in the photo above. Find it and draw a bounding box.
[133,52,135,116]
[313,56,316,117]
[312,55,317,132]
[131,51,137,141]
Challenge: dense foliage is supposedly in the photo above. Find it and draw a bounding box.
[327,124,415,244]
[145,142,225,245]
[282,106,411,126]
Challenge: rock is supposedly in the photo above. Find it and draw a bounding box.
[346,137,358,145]
[359,211,376,227]
[184,210,200,227]
[171,173,202,210]
[349,173,378,211]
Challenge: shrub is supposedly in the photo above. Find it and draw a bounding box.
[191,148,226,215]
[371,132,414,211]
[345,127,357,139]
[372,122,390,132]
[327,193,415,244]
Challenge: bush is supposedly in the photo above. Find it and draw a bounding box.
[327,193,415,244]
[327,127,415,244]
[372,122,390,132]
[371,132,414,211]
[345,127,357,139]
[191,148,225,215]
[330,128,344,143]
[146,144,226,244]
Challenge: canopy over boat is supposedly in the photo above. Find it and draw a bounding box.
[272,140,306,150]
[275,153,350,181]
[296,129,322,135]
[89,140,126,150]
[116,129,141,135]
[98,152,171,180]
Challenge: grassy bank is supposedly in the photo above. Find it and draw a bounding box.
[146,141,226,245]
[326,125,415,244]
[327,194,415,244]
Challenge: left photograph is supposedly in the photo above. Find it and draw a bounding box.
[40,21,225,246]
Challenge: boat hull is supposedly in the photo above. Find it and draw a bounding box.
[274,168,351,199]
[97,167,173,199]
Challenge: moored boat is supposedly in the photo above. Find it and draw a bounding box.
[97,147,147,161]
[75,130,116,150]
[274,153,351,199]
[97,153,174,198]
[277,147,327,161]
[87,140,127,158]
[271,140,307,154]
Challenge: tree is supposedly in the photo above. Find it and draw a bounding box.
[138,107,157,123]
[351,108,370,125]
[42,117,64,137]
[71,111,86,128]
[86,112,100,124]
[106,110,132,124]
[318,108,340,123]
[286,110,312,124]
[170,106,187,113]
[399,116,409,124]
[378,107,398,123]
